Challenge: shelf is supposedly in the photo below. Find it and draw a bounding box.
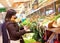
[26,7,42,17]
[39,0,57,9]
[26,0,57,17]
[46,28,60,34]
[46,27,60,43]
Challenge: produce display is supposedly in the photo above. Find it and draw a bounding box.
[0,0,60,43]
[38,14,60,28]
[16,13,60,43]
[20,19,36,43]
[18,17,45,43]
[14,0,60,43]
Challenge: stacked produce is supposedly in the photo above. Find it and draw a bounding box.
[30,22,45,43]
[19,18,45,43]
[17,14,60,43]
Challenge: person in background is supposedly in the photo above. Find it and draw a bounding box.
[2,9,30,43]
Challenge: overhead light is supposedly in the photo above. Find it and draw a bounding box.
[13,0,30,2]
[0,3,5,8]
[13,0,20,2]
[6,0,11,7]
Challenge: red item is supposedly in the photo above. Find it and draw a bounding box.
[54,40,60,43]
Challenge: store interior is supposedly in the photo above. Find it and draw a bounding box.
[0,0,60,43]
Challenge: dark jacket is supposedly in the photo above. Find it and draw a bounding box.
[2,22,10,43]
[5,21,26,43]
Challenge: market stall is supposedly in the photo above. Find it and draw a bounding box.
[25,0,60,43]
[0,0,60,43]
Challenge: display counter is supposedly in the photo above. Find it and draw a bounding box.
[45,27,60,43]
[47,28,60,34]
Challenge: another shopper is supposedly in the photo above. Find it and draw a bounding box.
[2,9,29,43]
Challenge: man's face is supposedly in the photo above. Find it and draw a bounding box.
[11,15,17,21]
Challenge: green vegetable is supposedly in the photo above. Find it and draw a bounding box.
[30,22,45,43]
[53,14,60,21]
